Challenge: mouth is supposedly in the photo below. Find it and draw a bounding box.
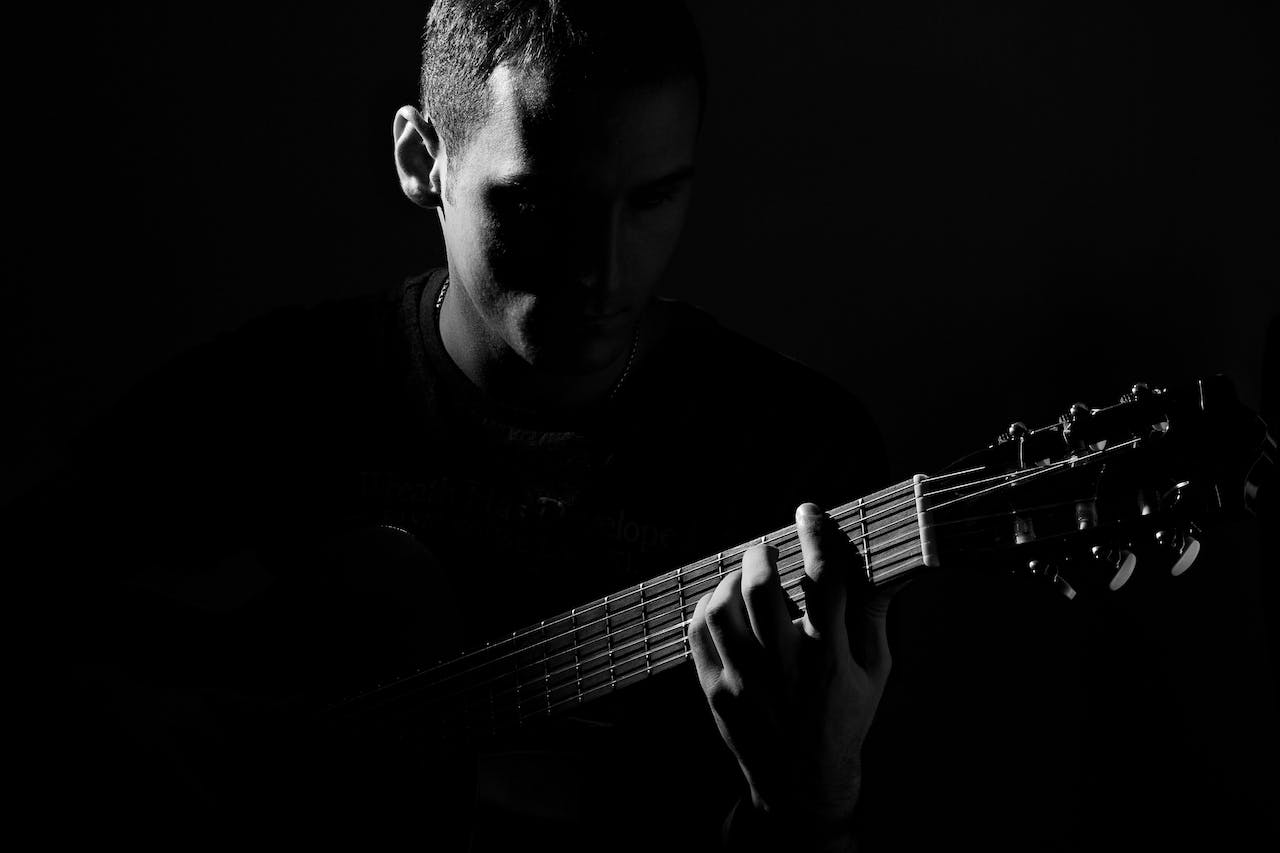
[581,308,626,320]
[534,298,632,331]
[579,309,630,328]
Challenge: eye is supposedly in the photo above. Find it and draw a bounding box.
[490,188,549,217]
[632,188,680,210]
[509,196,544,216]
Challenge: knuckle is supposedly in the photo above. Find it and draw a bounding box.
[740,561,775,596]
[691,592,713,625]
[805,555,829,580]
[706,676,742,712]
[708,685,733,714]
[706,573,739,618]
[705,597,733,631]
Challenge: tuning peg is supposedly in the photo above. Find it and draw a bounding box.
[1170,531,1201,577]
[1154,525,1202,576]
[1062,402,1092,448]
[1028,558,1077,600]
[1001,421,1029,443]
[1123,382,1151,404]
[1052,571,1078,600]
[1091,545,1138,591]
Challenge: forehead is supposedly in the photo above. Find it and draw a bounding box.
[458,63,699,191]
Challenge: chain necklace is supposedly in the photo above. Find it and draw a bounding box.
[434,276,640,401]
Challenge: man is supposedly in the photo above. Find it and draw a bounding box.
[28,1,893,849]
[395,4,895,849]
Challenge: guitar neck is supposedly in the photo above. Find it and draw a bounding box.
[329,476,935,735]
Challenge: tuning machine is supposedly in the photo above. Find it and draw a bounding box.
[1090,544,1138,591]
[1155,481,1203,576]
[1061,402,1091,449]
[1154,524,1202,576]
[1030,559,1078,600]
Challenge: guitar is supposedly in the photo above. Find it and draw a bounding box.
[69,375,1267,845]
[323,375,1273,746]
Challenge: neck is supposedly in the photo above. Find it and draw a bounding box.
[438,276,662,412]
[325,476,934,735]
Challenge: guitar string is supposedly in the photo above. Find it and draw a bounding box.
[919,496,1099,540]
[484,548,915,719]
[445,533,931,730]
[375,539,878,724]
[330,485,922,707]
[457,477,1108,727]
[334,458,1091,714]
[342,521,930,718]
[338,485,1091,719]
[924,439,1140,516]
[351,453,1097,713]
[354,462,987,701]
[337,443,1141,716]
[430,634,696,734]
[330,508,921,711]
[450,535,927,715]
[525,449,1125,675]
[347,497,1066,726]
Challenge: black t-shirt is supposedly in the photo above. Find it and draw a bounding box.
[25,268,888,848]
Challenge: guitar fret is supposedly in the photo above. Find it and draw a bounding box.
[639,581,651,673]
[676,565,689,656]
[512,629,522,726]
[331,477,935,735]
[604,595,615,687]
[485,640,497,736]
[540,620,551,717]
[856,498,870,582]
[571,607,583,706]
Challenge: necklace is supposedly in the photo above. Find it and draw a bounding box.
[434,275,640,401]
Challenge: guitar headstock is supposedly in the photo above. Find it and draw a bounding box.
[920,375,1273,599]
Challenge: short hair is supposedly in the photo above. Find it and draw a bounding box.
[419,0,707,174]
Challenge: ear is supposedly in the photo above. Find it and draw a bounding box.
[394,105,446,209]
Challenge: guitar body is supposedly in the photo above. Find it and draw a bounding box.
[288,525,664,847]
[312,525,734,848]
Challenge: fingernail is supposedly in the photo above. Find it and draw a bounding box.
[797,502,824,520]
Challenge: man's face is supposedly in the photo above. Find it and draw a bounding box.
[438,64,699,376]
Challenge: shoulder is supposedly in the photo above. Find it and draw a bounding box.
[650,297,880,432]
[638,297,890,504]
[58,284,410,523]
[95,285,404,442]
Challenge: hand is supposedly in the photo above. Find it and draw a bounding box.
[689,502,900,844]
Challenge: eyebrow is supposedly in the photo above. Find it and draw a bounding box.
[489,165,696,192]
[642,165,696,188]
[489,173,549,191]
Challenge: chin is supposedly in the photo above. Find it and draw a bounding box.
[526,326,632,377]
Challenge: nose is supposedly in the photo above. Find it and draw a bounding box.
[568,204,624,304]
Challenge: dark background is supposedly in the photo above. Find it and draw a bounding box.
[13,1,1278,499]
[14,1,1278,847]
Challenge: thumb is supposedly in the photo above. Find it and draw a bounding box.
[846,576,910,679]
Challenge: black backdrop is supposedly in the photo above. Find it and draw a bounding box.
[14,1,1279,847]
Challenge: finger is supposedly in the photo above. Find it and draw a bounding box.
[704,569,760,686]
[740,543,798,668]
[688,593,723,694]
[795,502,849,647]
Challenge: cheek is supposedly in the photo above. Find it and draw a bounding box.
[623,207,689,275]
[482,217,558,280]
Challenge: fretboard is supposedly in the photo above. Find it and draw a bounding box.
[327,476,933,736]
